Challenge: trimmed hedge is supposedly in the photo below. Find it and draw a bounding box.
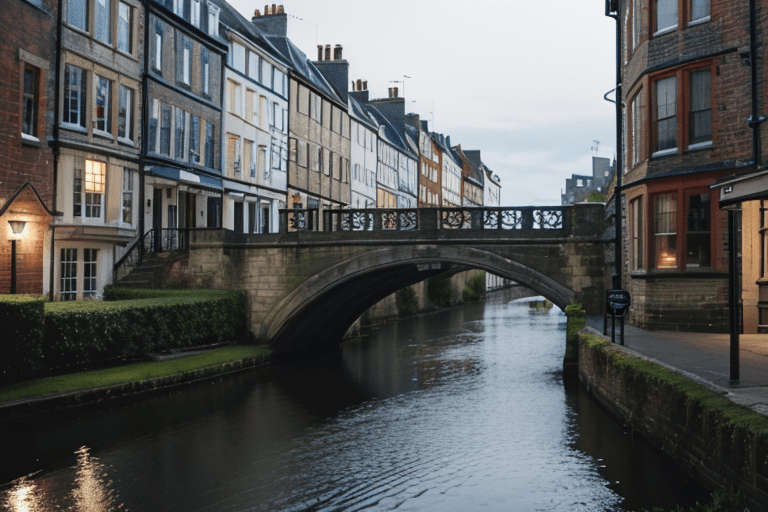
[42,289,248,373]
[0,295,47,380]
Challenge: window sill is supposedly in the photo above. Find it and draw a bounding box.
[654,25,678,37]
[118,137,136,147]
[21,133,41,147]
[687,141,713,151]
[93,130,114,141]
[688,16,710,27]
[652,148,678,158]
[61,123,87,133]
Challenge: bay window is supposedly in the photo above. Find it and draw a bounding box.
[689,68,712,147]
[653,193,677,269]
[655,0,677,34]
[654,76,677,154]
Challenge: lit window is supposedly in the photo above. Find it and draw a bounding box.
[653,193,677,269]
[118,84,134,142]
[64,64,87,129]
[67,0,88,31]
[84,160,106,218]
[94,0,112,44]
[117,1,132,53]
[94,75,111,134]
[654,76,676,153]
[22,66,38,137]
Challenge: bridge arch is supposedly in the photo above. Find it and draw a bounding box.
[263,244,576,355]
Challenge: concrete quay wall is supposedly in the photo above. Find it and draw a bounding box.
[578,330,768,510]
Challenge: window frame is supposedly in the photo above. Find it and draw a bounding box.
[93,74,112,136]
[654,0,678,35]
[63,64,87,130]
[22,65,39,139]
[94,0,112,45]
[117,1,133,55]
[121,167,133,225]
[66,0,89,32]
[117,84,134,144]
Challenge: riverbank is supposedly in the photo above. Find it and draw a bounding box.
[578,327,768,511]
[0,345,271,420]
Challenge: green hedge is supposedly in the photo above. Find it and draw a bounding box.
[0,295,47,380]
[42,290,248,372]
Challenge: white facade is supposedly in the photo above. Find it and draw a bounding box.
[221,34,288,234]
[442,153,462,207]
[350,118,377,208]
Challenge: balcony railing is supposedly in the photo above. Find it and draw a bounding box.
[113,228,191,283]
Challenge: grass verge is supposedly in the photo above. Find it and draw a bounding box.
[0,345,271,404]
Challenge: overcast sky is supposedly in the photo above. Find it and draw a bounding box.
[227,0,618,206]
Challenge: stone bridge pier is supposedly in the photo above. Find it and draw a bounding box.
[186,204,609,356]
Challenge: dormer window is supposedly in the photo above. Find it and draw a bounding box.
[207,3,219,37]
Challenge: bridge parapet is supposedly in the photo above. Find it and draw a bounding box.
[277,204,605,241]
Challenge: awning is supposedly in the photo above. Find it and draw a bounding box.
[714,168,768,208]
[146,166,222,191]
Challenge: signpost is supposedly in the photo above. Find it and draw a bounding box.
[605,289,631,345]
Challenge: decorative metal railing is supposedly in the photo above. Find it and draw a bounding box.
[279,207,566,232]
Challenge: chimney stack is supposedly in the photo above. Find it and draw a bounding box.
[334,44,343,60]
[277,4,284,13]
[388,87,399,98]
[253,9,261,18]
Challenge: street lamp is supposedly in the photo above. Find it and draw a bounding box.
[8,220,26,294]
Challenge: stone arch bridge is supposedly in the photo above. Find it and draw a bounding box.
[186,204,608,356]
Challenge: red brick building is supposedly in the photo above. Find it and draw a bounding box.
[0,0,57,295]
[616,0,755,331]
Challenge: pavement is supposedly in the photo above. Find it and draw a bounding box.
[585,316,768,415]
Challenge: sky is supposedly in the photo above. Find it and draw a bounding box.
[227,0,618,206]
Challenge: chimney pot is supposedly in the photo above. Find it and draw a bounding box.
[264,4,269,15]
[272,4,276,15]
[334,44,343,60]
[277,5,284,13]
[253,9,260,18]
[363,80,367,91]
[324,44,331,61]
[355,79,362,91]
[317,45,323,61]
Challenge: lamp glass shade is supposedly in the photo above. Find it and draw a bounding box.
[9,220,26,235]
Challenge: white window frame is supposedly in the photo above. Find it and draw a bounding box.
[118,84,134,144]
[93,74,112,136]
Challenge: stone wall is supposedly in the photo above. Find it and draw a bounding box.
[579,329,768,509]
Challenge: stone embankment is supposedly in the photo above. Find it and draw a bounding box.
[578,328,768,510]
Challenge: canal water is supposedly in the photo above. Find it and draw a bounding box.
[1,293,709,511]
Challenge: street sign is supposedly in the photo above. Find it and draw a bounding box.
[607,289,631,315]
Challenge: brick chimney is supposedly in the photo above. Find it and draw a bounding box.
[313,44,350,103]
[251,4,287,36]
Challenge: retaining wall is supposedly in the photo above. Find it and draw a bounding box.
[578,329,768,510]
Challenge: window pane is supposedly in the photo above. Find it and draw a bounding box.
[689,69,712,145]
[83,249,98,299]
[117,2,132,53]
[175,107,186,159]
[64,65,86,128]
[655,76,676,151]
[122,168,133,224]
[687,193,711,268]
[232,43,246,74]
[94,75,111,133]
[160,103,171,155]
[60,248,78,301]
[94,0,111,44]
[205,121,214,168]
[656,0,677,32]
[654,193,677,268]
[67,0,88,31]
[630,197,644,270]
[22,67,37,136]
[149,99,158,152]
[118,85,133,140]
[248,51,259,81]
[189,114,200,162]
[691,0,709,21]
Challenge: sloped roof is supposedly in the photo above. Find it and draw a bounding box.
[348,95,377,131]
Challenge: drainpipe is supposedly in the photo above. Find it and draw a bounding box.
[605,0,623,291]
[748,0,764,169]
[49,0,64,301]
[139,0,150,263]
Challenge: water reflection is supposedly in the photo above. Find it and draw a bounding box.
[3,447,124,512]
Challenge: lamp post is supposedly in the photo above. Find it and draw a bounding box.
[8,220,26,294]
[605,0,622,291]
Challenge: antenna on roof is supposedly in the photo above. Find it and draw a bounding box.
[591,140,600,156]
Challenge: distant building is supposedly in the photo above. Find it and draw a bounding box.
[406,114,441,207]
[453,145,485,207]
[349,80,377,209]
[561,156,615,205]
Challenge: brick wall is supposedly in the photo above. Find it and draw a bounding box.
[0,0,57,209]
